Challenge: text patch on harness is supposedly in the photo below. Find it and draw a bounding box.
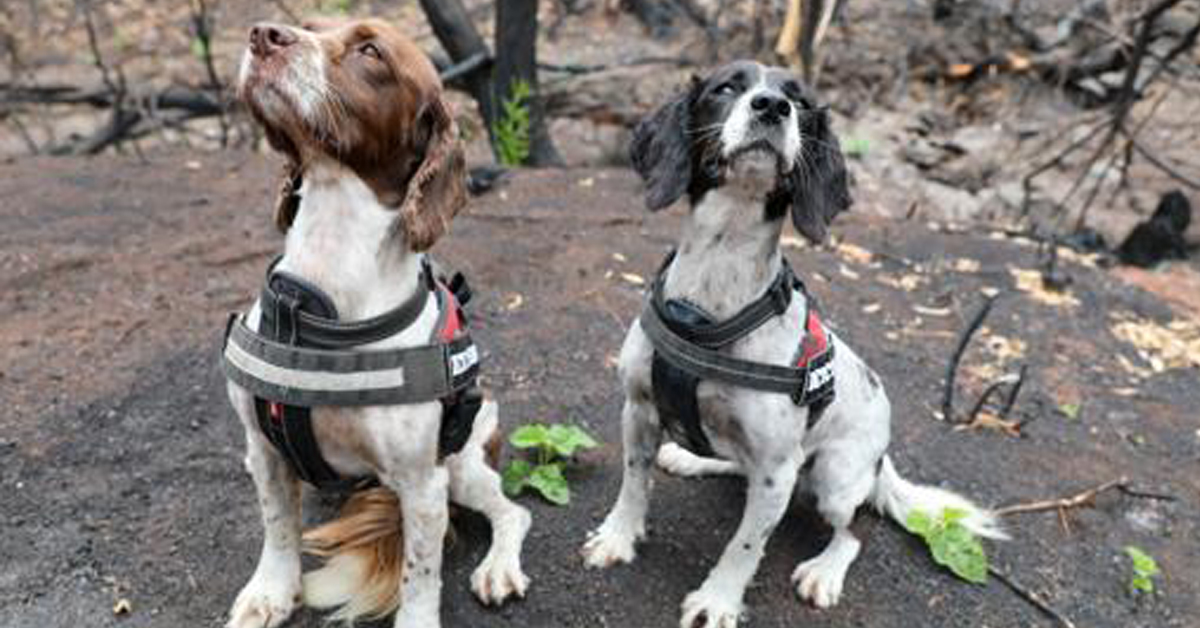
[642,251,835,457]
[221,258,483,488]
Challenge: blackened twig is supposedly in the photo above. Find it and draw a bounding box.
[965,376,1015,425]
[989,565,1077,628]
[189,0,227,146]
[998,364,1028,420]
[941,294,998,422]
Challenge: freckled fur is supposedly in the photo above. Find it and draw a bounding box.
[226,19,528,628]
[583,61,1004,627]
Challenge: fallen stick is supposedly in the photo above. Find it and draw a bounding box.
[989,565,1077,628]
[995,477,1127,517]
[941,294,998,422]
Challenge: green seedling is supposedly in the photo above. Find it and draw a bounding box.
[1058,402,1081,420]
[502,423,598,505]
[493,79,531,166]
[906,508,989,584]
[1124,546,1160,595]
[322,0,354,14]
[843,136,871,159]
[190,37,209,61]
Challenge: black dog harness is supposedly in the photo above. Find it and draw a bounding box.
[642,251,836,457]
[222,258,481,488]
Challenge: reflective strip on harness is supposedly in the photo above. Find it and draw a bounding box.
[222,316,477,407]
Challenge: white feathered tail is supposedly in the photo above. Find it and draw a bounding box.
[871,455,1008,540]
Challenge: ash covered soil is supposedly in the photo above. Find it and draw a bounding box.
[1,152,1197,628]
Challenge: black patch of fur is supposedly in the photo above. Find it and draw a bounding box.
[780,104,851,243]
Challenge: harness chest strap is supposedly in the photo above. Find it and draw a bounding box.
[222,308,479,407]
[641,301,835,404]
[220,265,482,489]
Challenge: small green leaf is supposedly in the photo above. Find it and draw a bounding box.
[527,463,570,505]
[1125,546,1160,577]
[546,424,599,457]
[190,37,208,60]
[933,524,988,584]
[1131,575,1152,593]
[942,507,968,524]
[509,424,549,449]
[501,459,532,496]
[844,137,871,159]
[1058,403,1081,420]
[908,508,989,585]
[906,510,934,536]
[1125,546,1160,594]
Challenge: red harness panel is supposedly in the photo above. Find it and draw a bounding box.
[438,285,465,342]
[797,310,830,367]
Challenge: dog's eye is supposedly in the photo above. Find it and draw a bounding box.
[715,82,738,96]
[782,81,803,102]
[358,42,382,60]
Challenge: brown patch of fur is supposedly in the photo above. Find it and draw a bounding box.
[484,418,504,470]
[303,487,404,620]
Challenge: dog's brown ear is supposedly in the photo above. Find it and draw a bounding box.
[397,97,467,251]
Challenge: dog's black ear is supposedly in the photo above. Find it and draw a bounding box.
[787,104,850,243]
[630,79,698,211]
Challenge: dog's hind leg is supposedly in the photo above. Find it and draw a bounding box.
[227,385,303,628]
[656,442,742,477]
[446,400,531,606]
[791,447,876,608]
[582,394,662,568]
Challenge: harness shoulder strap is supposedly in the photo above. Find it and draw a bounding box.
[650,251,795,349]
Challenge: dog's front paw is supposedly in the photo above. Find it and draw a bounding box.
[580,518,642,568]
[680,586,743,628]
[227,570,302,628]
[791,554,849,609]
[471,549,530,606]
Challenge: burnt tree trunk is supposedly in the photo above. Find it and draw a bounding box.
[417,0,496,144]
[418,0,562,166]
[495,0,563,166]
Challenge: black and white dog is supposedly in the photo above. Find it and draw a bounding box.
[582,61,1004,627]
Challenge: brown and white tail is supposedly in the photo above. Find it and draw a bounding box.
[302,487,405,623]
[871,455,1008,541]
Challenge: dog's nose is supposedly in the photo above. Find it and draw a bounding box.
[751,94,791,124]
[249,22,297,58]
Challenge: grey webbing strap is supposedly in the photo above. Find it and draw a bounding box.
[641,303,817,398]
[222,316,477,406]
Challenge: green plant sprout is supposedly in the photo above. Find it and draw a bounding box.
[492,79,532,166]
[1124,546,1161,595]
[502,423,598,505]
[843,136,871,159]
[906,507,989,584]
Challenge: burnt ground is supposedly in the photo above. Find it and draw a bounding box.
[1,152,1198,628]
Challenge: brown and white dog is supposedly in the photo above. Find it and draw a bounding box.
[228,19,530,628]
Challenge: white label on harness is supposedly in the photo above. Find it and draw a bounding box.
[807,360,834,393]
[449,344,479,377]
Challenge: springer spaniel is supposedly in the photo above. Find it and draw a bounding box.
[581,61,1006,627]
[227,19,529,628]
